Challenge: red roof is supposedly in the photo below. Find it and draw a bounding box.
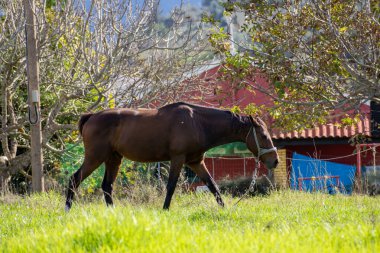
[271,113,371,140]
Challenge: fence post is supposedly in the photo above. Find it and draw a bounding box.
[212,158,215,178]
[356,144,362,193]
[243,157,246,177]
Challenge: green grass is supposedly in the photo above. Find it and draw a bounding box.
[0,191,379,252]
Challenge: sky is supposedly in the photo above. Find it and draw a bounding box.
[159,0,202,13]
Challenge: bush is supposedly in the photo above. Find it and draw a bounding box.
[59,144,163,194]
[219,176,273,197]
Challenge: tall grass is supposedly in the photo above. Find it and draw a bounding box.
[0,191,379,252]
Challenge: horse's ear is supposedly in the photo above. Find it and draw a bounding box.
[249,115,260,127]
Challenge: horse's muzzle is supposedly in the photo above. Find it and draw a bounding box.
[265,158,279,170]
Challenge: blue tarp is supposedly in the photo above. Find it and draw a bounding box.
[291,153,356,194]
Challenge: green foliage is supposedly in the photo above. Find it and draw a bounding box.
[243,103,265,116]
[59,144,105,192]
[0,191,379,252]
[208,26,230,53]
[230,105,241,114]
[45,0,67,9]
[340,114,361,127]
[201,13,219,25]
[206,0,379,131]
[229,103,266,119]
[59,144,161,193]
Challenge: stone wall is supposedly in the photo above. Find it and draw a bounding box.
[273,149,288,188]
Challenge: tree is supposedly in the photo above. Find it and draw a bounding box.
[0,0,212,190]
[206,0,379,130]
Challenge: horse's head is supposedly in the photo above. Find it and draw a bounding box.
[245,116,279,170]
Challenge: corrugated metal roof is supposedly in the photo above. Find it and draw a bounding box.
[271,114,371,140]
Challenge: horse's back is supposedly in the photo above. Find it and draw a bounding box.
[81,104,204,162]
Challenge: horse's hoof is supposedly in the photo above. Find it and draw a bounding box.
[64,205,71,212]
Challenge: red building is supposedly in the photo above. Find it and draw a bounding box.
[178,65,380,190]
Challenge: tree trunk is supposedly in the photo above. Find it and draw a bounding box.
[0,156,10,192]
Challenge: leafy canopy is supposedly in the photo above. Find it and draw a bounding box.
[206,0,379,130]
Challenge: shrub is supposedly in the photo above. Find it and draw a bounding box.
[219,176,273,197]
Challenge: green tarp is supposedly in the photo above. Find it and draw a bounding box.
[205,142,250,157]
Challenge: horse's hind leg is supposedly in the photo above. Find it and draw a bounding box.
[65,156,103,211]
[163,155,185,210]
[188,161,224,207]
[102,152,122,206]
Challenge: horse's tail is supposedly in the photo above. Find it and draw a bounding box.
[78,113,94,136]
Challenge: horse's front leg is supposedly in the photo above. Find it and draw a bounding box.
[163,155,185,210]
[188,160,224,207]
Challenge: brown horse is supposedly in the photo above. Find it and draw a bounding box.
[65,102,278,211]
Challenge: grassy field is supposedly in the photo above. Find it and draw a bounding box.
[0,191,379,253]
